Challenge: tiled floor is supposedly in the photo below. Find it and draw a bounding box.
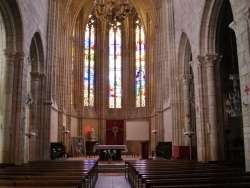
[95,173,131,188]
[68,155,143,188]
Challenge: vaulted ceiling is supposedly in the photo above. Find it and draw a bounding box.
[65,0,156,27]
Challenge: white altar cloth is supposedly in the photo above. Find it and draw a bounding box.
[93,145,127,152]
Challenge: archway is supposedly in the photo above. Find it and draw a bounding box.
[217,0,244,161]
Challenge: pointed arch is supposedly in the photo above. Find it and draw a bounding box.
[0,0,24,164]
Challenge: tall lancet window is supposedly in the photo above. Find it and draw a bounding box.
[135,18,146,107]
[84,16,95,107]
[71,30,75,105]
[109,21,122,108]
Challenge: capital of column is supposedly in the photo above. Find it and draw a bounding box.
[204,54,222,67]
[39,73,46,80]
[182,75,192,85]
[16,51,25,61]
[30,72,40,81]
[4,49,16,61]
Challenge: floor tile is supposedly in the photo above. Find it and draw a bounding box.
[95,175,131,188]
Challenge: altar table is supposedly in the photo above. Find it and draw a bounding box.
[93,145,127,160]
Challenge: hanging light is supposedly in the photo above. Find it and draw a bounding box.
[94,0,132,22]
[226,74,242,117]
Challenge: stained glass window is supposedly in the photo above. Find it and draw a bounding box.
[109,22,122,108]
[84,16,95,107]
[71,30,75,105]
[135,18,146,107]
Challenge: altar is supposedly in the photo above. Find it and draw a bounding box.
[93,145,127,160]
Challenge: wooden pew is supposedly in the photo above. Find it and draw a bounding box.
[0,187,76,188]
[0,160,98,188]
[13,180,82,187]
[151,182,250,188]
[145,176,250,188]
[125,159,250,188]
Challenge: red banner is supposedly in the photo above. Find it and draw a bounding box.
[106,120,124,145]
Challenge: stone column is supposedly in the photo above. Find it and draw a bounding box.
[204,54,221,161]
[191,58,207,162]
[29,72,40,161]
[39,73,46,159]
[1,50,16,163]
[14,51,25,165]
[182,75,191,146]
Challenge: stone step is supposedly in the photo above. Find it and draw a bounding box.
[98,164,125,173]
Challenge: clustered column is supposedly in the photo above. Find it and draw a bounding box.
[1,50,16,162]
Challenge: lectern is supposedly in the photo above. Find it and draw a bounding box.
[140,141,150,159]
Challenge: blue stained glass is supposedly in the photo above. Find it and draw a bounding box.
[84,17,95,107]
[109,22,122,108]
[135,18,146,107]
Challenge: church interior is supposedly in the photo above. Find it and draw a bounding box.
[1,0,250,187]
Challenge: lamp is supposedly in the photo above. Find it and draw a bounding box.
[94,0,132,22]
[63,130,70,159]
[63,130,70,134]
[184,131,194,160]
[226,74,242,117]
[25,131,36,138]
[151,130,158,159]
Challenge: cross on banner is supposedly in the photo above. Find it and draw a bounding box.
[107,122,123,145]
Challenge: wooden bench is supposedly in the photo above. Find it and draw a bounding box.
[125,159,250,188]
[0,160,98,188]
[13,180,82,187]
[151,181,250,188]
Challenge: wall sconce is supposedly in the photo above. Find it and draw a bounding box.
[151,130,158,134]
[184,131,195,160]
[183,131,195,137]
[63,130,70,134]
[151,130,158,159]
[25,131,36,138]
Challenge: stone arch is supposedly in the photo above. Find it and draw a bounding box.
[199,0,243,161]
[29,32,45,73]
[200,0,224,55]
[24,31,45,162]
[0,0,23,51]
[177,32,192,75]
[177,32,197,160]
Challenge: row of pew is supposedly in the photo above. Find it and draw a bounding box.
[125,159,250,188]
[0,159,98,188]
